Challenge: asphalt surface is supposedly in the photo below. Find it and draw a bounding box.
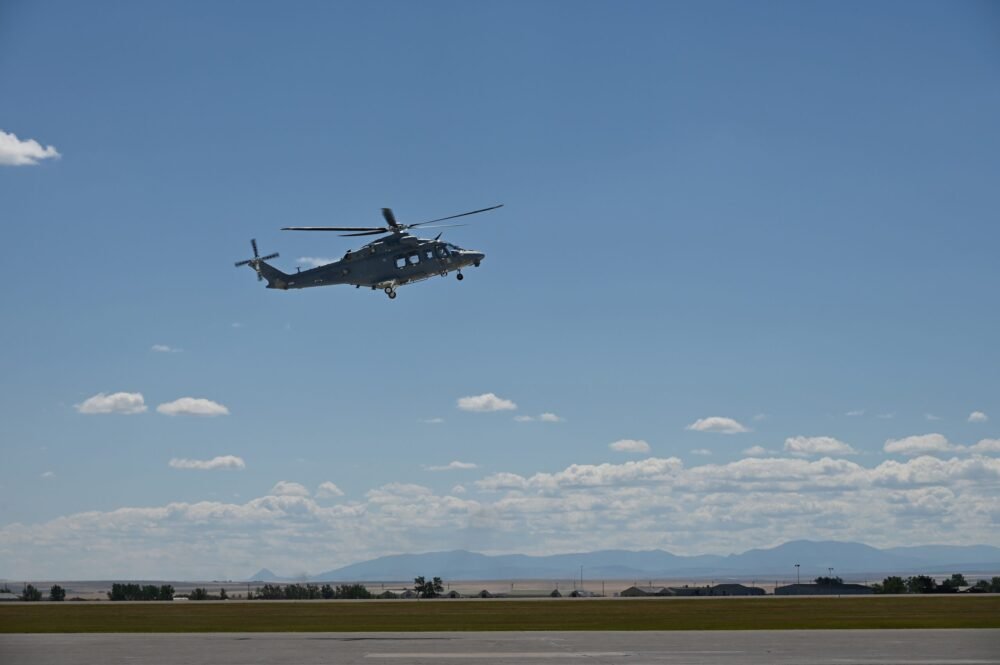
[2,630,999,664]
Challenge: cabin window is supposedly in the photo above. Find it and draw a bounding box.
[395,256,406,269]
[424,249,435,261]
[436,246,449,258]
[408,253,421,265]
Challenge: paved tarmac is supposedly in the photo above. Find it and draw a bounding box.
[1,630,998,664]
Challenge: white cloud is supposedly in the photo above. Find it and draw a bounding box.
[515,413,563,423]
[925,413,942,421]
[609,439,651,454]
[451,484,467,495]
[970,439,1000,454]
[424,461,479,472]
[690,449,712,456]
[884,433,954,456]
[269,481,310,497]
[784,436,857,457]
[6,452,1000,579]
[0,129,60,166]
[296,257,334,268]
[968,411,988,423]
[845,410,865,417]
[457,393,517,412]
[75,392,147,415]
[168,456,245,471]
[157,397,229,417]
[743,446,769,457]
[686,416,749,434]
[316,481,345,498]
[40,471,55,479]
[422,417,445,424]
[151,344,181,353]
[752,413,768,422]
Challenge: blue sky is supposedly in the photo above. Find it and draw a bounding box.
[1,0,998,579]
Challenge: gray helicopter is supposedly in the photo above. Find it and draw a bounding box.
[235,204,501,299]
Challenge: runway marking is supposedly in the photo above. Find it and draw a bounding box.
[366,653,635,659]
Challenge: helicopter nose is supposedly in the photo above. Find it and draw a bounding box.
[469,251,485,266]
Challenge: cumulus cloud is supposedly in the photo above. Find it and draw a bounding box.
[970,439,1000,454]
[925,413,942,421]
[75,392,147,415]
[968,411,989,423]
[157,397,229,417]
[743,446,769,457]
[457,393,517,412]
[269,481,310,497]
[451,484,467,494]
[6,452,1000,579]
[784,436,857,457]
[316,481,345,498]
[168,456,245,471]
[884,433,954,456]
[424,461,479,472]
[609,439,651,454]
[685,416,748,434]
[151,344,181,353]
[296,257,334,268]
[0,129,60,166]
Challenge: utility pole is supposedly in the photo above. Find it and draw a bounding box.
[795,563,800,594]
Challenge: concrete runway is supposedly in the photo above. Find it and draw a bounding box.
[1,630,998,664]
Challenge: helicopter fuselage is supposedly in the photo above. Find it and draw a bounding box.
[259,232,484,295]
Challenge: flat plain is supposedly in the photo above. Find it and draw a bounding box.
[2,596,999,633]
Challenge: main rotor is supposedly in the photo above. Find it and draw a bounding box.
[281,204,503,237]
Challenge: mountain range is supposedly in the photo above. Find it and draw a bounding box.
[248,540,1000,582]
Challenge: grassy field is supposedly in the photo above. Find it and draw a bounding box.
[1,597,999,633]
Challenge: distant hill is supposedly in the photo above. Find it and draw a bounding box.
[246,541,1000,582]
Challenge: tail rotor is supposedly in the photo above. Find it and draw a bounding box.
[235,239,279,281]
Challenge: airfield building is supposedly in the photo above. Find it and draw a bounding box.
[775,583,873,595]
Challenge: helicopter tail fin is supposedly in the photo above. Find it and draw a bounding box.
[257,261,291,290]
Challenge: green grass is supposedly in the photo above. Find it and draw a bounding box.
[2,597,999,633]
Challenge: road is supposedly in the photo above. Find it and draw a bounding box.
[2,630,999,664]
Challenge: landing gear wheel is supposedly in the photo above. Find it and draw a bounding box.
[384,287,397,299]
[456,272,464,281]
[388,291,397,299]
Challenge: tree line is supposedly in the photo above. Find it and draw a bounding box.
[248,583,375,600]
[873,574,1000,594]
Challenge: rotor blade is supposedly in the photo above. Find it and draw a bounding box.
[410,223,468,230]
[282,226,386,232]
[260,253,279,261]
[235,259,253,267]
[409,204,503,227]
[340,229,390,237]
[382,208,400,228]
[251,238,259,257]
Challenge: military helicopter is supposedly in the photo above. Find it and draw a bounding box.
[235,204,502,299]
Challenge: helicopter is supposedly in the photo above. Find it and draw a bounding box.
[235,204,502,299]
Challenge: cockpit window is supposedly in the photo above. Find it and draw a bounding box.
[436,246,449,258]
